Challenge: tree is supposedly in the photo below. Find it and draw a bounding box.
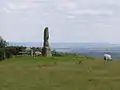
[0,36,7,48]
[0,36,7,60]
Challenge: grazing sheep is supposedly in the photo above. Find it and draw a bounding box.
[104,54,112,61]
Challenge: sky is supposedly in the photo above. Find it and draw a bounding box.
[0,0,120,44]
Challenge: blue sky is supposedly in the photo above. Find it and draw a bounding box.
[0,0,120,43]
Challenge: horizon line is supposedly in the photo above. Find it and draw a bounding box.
[8,42,120,45]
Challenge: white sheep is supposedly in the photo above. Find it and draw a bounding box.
[104,54,112,61]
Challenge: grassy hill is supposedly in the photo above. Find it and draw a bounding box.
[0,56,120,90]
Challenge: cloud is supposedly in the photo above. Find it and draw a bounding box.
[0,0,49,14]
[61,1,77,9]
[5,0,47,11]
[1,0,120,43]
[67,15,76,19]
[42,12,50,16]
[68,9,113,16]
[2,8,11,13]
[7,2,34,10]
[57,0,77,10]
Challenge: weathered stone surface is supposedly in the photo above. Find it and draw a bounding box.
[42,27,52,57]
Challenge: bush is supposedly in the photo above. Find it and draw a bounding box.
[51,50,64,56]
[0,48,5,60]
[51,50,81,57]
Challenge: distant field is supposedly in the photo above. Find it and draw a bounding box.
[0,56,120,90]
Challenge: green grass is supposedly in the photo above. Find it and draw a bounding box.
[0,56,120,90]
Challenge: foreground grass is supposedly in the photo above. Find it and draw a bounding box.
[0,56,120,90]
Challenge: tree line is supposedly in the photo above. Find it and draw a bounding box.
[0,36,43,60]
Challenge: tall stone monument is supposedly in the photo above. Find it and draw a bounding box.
[42,27,52,57]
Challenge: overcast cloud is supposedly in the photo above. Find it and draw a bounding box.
[0,0,120,43]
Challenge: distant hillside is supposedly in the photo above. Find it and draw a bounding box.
[9,42,120,48]
[71,48,120,60]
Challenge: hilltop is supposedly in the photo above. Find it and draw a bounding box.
[0,56,120,90]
